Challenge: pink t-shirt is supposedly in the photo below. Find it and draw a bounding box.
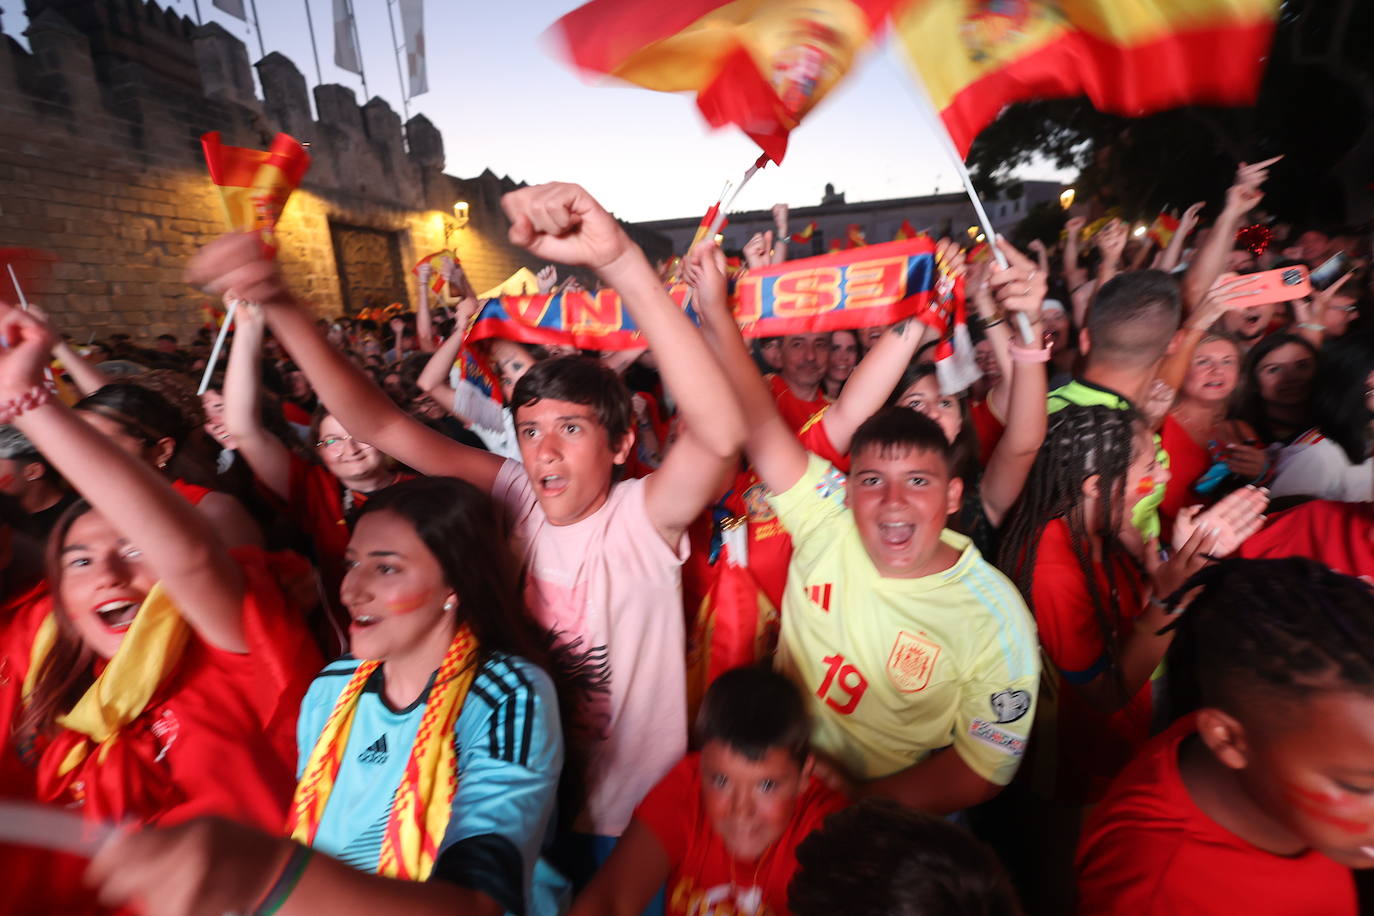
[493,460,689,835]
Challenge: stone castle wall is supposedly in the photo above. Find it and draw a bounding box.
[0,0,665,343]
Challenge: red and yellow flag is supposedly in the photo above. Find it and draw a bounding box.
[827,238,844,253]
[554,0,897,163]
[791,221,818,242]
[845,224,868,248]
[200,132,311,257]
[894,0,1279,157]
[412,250,457,295]
[894,218,918,241]
[1148,211,1181,248]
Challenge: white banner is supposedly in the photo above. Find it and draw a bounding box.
[333,0,363,75]
[399,0,428,97]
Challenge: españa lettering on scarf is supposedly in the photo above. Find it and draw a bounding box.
[465,237,938,350]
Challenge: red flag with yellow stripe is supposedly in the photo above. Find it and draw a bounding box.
[554,0,898,163]
[1148,211,1181,248]
[894,0,1279,157]
[894,218,918,240]
[200,132,311,257]
[791,221,818,242]
[845,224,867,248]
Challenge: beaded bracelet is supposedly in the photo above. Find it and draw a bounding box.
[1009,342,1051,363]
[253,845,314,916]
[0,382,55,424]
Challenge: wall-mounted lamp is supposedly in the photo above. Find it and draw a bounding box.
[1059,188,1076,210]
[452,200,470,228]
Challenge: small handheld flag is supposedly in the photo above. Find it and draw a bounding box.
[200,132,311,258]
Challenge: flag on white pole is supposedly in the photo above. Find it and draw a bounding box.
[333,0,363,75]
[212,0,247,19]
[399,0,427,97]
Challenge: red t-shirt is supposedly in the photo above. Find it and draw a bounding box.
[970,398,1005,467]
[635,753,847,916]
[768,374,831,434]
[1158,415,1211,537]
[1026,520,1152,803]
[1077,716,1357,915]
[0,576,50,799]
[25,547,320,829]
[1239,500,1374,582]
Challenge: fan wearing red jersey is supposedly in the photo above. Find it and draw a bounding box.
[0,301,319,910]
[571,666,846,916]
[1078,558,1373,915]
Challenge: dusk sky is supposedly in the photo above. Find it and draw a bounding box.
[6,0,1066,222]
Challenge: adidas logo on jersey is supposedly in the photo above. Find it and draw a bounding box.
[359,734,389,765]
[808,583,833,613]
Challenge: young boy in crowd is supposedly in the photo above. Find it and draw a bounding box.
[186,182,747,875]
[789,798,1022,916]
[686,241,1041,814]
[570,666,847,916]
[1076,558,1373,914]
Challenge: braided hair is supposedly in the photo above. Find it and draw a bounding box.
[1165,557,1374,717]
[996,405,1143,695]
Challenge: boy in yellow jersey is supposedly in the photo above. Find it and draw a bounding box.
[687,236,1041,813]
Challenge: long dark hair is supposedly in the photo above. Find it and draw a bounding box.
[996,406,1143,698]
[18,500,101,741]
[1235,333,1319,444]
[353,477,545,668]
[74,381,217,487]
[1311,331,1374,463]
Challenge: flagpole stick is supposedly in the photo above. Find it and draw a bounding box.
[345,0,369,99]
[302,0,324,86]
[7,264,30,310]
[681,155,772,321]
[385,0,411,121]
[198,298,239,396]
[248,0,266,59]
[903,72,1038,347]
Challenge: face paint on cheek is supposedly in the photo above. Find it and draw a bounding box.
[1135,475,1157,497]
[383,592,433,616]
[1282,782,1373,835]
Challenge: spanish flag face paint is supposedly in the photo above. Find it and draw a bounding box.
[200,132,311,257]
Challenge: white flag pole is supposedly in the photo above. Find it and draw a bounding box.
[904,71,1038,346]
[6,264,30,310]
[198,298,239,396]
[385,0,410,121]
[680,155,771,319]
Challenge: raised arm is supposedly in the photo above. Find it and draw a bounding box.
[684,240,808,495]
[1181,157,1280,313]
[185,234,505,491]
[1156,275,1258,392]
[818,240,964,452]
[500,182,747,543]
[51,338,110,397]
[771,204,790,264]
[967,257,1015,420]
[1062,216,1087,292]
[222,299,292,502]
[415,263,436,353]
[1155,202,1203,273]
[0,303,247,652]
[979,240,1049,527]
[416,293,480,412]
[1095,220,1128,290]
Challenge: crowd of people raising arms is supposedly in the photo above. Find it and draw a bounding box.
[0,159,1371,916]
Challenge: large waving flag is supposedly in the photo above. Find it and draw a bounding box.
[895,0,1279,157]
[554,0,898,163]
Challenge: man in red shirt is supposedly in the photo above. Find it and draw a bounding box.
[768,333,832,432]
[1238,499,1374,581]
[1077,558,1372,915]
[571,666,847,916]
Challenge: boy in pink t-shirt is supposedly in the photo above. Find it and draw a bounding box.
[193,183,747,862]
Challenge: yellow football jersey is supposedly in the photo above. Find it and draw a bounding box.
[770,455,1040,784]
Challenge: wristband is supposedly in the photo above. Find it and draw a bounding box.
[0,382,55,424]
[981,316,1006,329]
[1009,342,1051,363]
[1297,322,1325,332]
[253,845,314,916]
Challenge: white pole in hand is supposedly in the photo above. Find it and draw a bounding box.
[6,264,30,310]
[903,72,1038,347]
[198,298,239,396]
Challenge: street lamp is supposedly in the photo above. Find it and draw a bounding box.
[1059,188,1076,210]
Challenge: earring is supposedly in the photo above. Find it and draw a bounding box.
[443,600,456,613]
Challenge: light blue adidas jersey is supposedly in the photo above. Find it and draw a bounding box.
[296,652,566,916]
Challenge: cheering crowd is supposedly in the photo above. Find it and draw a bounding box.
[0,160,1371,916]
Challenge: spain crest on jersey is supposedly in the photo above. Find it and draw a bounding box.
[887,630,941,692]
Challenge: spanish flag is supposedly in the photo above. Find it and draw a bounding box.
[894,218,919,241]
[200,132,311,257]
[845,224,867,248]
[554,0,897,163]
[895,0,1278,157]
[1148,211,1181,248]
[828,238,844,253]
[791,221,818,242]
[412,251,456,295]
